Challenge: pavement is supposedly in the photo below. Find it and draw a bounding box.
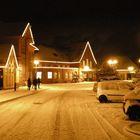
[0,86,41,104]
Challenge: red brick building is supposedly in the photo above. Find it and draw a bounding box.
[34,41,97,83]
[0,22,38,88]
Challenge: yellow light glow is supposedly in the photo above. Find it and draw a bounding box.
[128,66,134,71]
[107,59,118,65]
[34,60,39,65]
[84,66,90,71]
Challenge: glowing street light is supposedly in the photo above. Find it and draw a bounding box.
[34,60,39,78]
[34,60,39,66]
[84,66,90,71]
[107,59,118,65]
[128,66,134,72]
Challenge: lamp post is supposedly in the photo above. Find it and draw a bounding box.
[107,59,118,69]
[14,64,17,91]
[34,60,39,78]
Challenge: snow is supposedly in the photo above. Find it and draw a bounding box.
[0,82,139,139]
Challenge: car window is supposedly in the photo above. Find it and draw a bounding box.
[119,82,133,90]
[101,83,118,90]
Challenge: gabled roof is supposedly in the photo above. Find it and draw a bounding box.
[0,22,38,51]
[36,41,97,63]
[0,44,18,68]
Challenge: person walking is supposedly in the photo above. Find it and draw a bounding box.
[27,78,32,90]
[33,78,37,90]
[37,77,41,89]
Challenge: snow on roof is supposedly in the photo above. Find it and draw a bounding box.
[36,42,89,62]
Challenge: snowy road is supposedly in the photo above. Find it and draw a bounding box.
[0,82,139,140]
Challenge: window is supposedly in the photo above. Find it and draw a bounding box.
[83,60,85,67]
[48,72,52,79]
[65,72,68,79]
[54,72,57,79]
[37,72,42,79]
[90,61,92,68]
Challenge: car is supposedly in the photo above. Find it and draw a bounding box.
[123,87,140,120]
[96,80,134,103]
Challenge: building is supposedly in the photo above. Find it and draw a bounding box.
[100,55,138,80]
[0,44,18,89]
[34,41,97,83]
[0,22,38,86]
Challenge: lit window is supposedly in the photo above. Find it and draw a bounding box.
[37,72,42,79]
[54,72,57,79]
[90,61,92,68]
[58,72,61,79]
[65,72,68,79]
[48,72,52,79]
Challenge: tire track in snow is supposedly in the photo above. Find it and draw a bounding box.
[86,104,129,140]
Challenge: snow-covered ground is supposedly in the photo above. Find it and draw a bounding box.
[0,82,139,140]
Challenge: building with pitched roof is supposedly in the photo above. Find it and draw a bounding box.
[34,41,97,83]
[0,22,38,88]
[0,44,18,89]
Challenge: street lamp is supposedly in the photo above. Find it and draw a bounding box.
[34,60,39,78]
[107,59,118,65]
[128,66,134,72]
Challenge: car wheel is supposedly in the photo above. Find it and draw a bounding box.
[128,105,140,121]
[99,95,108,103]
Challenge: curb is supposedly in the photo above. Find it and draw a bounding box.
[0,91,38,105]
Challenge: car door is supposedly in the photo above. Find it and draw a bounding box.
[117,82,132,101]
[106,82,120,101]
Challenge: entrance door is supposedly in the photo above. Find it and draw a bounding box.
[0,69,3,89]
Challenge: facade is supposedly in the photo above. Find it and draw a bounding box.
[34,41,97,83]
[0,44,18,89]
[0,22,38,86]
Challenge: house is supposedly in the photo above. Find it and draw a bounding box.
[0,44,18,89]
[34,41,97,83]
[0,22,38,86]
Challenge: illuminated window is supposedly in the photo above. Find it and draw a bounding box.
[58,72,61,79]
[54,72,57,79]
[83,60,85,67]
[86,59,89,66]
[48,72,52,79]
[90,61,92,68]
[65,72,68,79]
[37,72,42,79]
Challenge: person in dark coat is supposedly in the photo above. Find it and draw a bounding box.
[27,78,32,90]
[37,77,41,89]
[33,78,37,90]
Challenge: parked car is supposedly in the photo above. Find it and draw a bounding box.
[96,80,134,103]
[97,75,120,82]
[123,87,140,120]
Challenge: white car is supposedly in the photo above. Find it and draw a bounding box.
[96,80,134,103]
[123,87,140,120]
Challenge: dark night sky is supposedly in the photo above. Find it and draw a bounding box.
[0,0,140,61]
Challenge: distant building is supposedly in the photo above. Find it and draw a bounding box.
[100,56,138,80]
[34,41,98,83]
